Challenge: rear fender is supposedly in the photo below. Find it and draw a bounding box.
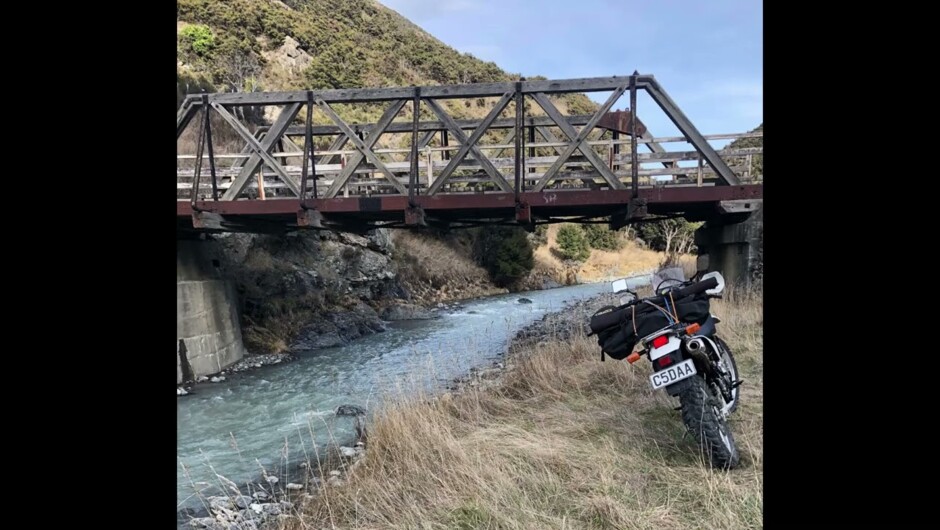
[665,377,694,396]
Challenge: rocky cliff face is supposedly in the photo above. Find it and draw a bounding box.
[211,228,409,353]
[198,224,550,358]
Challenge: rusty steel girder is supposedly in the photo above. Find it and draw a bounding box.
[597,110,647,137]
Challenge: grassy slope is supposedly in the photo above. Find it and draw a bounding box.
[533,224,676,285]
[284,289,763,529]
[727,123,763,178]
[389,230,508,304]
[176,0,598,124]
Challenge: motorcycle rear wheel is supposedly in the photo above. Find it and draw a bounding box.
[679,374,740,469]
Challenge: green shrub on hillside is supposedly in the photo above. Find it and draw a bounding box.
[180,24,215,55]
[582,222,624,251]
[473,226,534,288]
[556,225,591,262]
[530,224,548,246]
[304,40,366,89]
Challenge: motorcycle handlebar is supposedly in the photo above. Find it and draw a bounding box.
[628,277,718,306]
[667,276,718,299]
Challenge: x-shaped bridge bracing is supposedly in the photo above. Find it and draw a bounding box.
[177,74,763,233]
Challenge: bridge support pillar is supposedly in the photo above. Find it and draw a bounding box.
[694,202,763,289]
[192,211,226,231]
[405,205,426,227]
[515,202,534,231]
[177,238,247,384]
[610,198,647,230]
[297,208,324,228]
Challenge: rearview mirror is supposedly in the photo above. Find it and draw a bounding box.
[611,278,628,293]
[702,271,725,295]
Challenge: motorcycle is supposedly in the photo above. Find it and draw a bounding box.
[588,269,742,469]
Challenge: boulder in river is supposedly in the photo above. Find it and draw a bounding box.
[336,404,367,416]
[207,496,233,512]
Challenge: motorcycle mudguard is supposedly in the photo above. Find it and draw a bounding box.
[665,377,694,396]
[698,315,717,337]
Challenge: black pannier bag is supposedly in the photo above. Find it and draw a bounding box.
[589,293,711,360]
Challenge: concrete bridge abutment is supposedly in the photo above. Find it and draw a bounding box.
[177,238,246,384]
[694,201,763,289]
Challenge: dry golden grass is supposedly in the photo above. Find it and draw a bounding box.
[534,224,668,285]
[390,231,506,303]
[283,289,763,530]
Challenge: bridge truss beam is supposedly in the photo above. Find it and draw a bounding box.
[177,75,762,232]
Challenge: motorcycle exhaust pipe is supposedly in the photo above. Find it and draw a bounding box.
[686,338,705,353]
[685,337,716,373]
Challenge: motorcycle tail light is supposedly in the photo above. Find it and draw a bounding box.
[658,356,673,368]
[652,335,669,349]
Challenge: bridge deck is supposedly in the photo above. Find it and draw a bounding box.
[179,185,762,232]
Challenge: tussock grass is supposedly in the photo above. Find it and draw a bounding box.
[391,231,505,303]
[532,224,668,286]
[392,231,488,285]
[283,290,763,529]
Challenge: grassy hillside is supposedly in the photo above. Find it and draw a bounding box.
[178,0,505,91]
[176,0,597,122]
[727,123,763,149]
[531,223,677,285]
[727,123,763,179]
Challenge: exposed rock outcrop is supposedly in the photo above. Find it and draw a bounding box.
[211,229,404,353]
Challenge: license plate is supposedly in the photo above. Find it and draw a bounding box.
[649,358,697,390]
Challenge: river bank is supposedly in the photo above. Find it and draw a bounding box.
[177,282,611,524]
[276,288,763,530]
[442,291,620,393]
[181,287,608,529]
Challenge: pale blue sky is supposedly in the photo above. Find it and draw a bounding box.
[378,0,762,144]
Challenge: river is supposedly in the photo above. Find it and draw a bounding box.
[176,280,649,516]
